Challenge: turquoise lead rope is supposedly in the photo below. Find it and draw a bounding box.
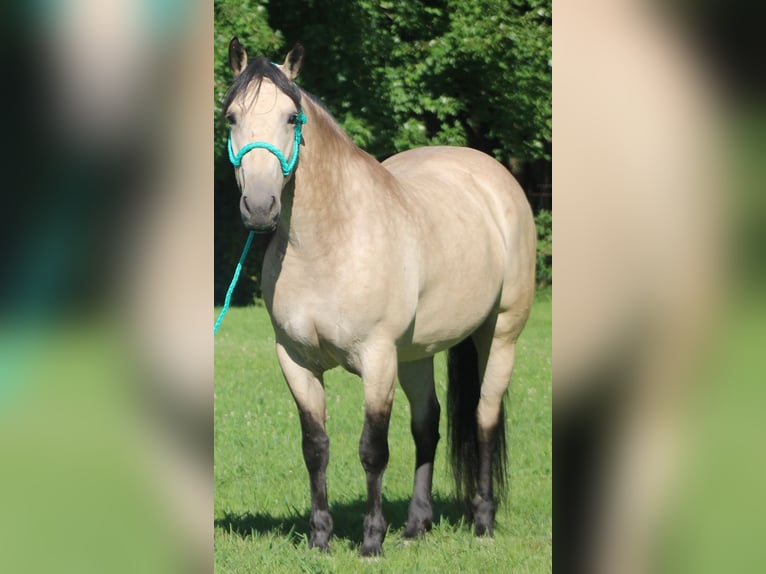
[213,230,254,335]
[214,109,307,334]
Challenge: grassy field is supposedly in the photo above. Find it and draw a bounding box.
[214,289,551,572]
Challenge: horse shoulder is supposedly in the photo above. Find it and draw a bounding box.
[262,227,419,369]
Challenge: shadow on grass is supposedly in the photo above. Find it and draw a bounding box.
[215,495,464,548]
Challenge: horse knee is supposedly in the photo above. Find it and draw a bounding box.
[303,433,329,472]
[300,414,329,472]
[359,437,389,473]
[359,413,390,473]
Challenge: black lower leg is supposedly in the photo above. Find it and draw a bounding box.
[359,411,390,556]
[404,397,440,538]
[300,412,332,550]
[473,429,497,536]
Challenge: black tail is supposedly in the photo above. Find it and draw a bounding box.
[447,337,508,514]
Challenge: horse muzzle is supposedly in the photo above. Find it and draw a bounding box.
[240,193,280,232]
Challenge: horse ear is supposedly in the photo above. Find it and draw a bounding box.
[229,37,248,77]
[281,43,304,81]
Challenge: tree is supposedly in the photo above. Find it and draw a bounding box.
[214,0,551,302]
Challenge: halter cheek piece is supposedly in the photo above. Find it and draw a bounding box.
[227,110,307,177]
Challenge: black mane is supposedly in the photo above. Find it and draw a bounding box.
[223,56,302,112]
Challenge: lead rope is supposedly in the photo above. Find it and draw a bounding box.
[213,230,254,334]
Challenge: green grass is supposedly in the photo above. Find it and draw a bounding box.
[215,289,551,572]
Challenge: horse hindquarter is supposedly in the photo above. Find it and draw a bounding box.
[384,146,535,355]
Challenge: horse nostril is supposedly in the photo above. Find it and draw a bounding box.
[269,195,277,211]
[242,195,251,213]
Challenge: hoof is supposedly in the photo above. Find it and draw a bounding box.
[309,510,333,551]
[402,518,432,539]
[474,522,494,537]
[360,543,383,557]
[308,537,330,552]
[404,499,433,539]
[361,513,386,556]
[472,496,495,537]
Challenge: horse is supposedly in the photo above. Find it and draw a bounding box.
[223,38,536,556]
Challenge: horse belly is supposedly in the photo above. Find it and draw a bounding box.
[399,246,505,361]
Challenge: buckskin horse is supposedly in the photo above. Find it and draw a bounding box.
[223,39,536,556]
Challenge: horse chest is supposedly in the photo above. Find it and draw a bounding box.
[262,230,417,371]
[265,266,370,371]
[269,298,366,373]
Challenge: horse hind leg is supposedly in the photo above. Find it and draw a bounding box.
[398,357,440,538]
[275,342,333,551]
[472,334,516,536]
[472,309,522,536]
[447,316,517,537]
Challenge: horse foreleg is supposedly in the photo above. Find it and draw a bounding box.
[398,357,440,538]
[358,344,398,556]
[275,342,333,551]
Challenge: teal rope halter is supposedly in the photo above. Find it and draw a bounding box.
[215,110,307,334]
[227,110,307,176]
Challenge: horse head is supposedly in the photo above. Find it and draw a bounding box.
[224,39,305,232]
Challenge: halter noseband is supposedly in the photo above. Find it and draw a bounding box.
[227,110,307,177]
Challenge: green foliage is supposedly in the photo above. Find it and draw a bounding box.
[214,0,283,161]
[214,297,551,571]
[214,0,551,303]
[535,209,552,287]
[265,0,550,163]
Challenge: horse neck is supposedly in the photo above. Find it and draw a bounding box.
[277,97,397,250]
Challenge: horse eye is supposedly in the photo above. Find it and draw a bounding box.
[226,113,236,125]
[287,113,298,125]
